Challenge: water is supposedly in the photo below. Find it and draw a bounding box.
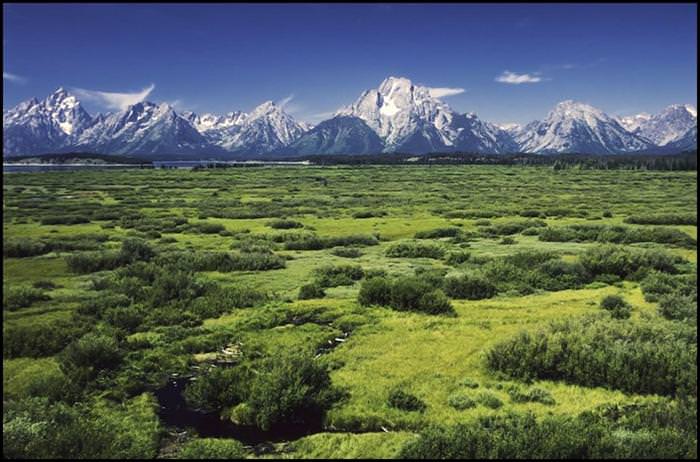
[3,159,311,173]
[154,377,322,445]
[154,332,350,445]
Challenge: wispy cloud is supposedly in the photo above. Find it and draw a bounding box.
[276,93,304,114]
[495,71,543,84]
[3,71,27,84]
[72,84,155,110]
[428,87,465,98]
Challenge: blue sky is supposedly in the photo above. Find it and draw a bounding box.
[3,3,697,125]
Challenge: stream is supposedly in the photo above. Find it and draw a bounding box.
[154,331,350,447]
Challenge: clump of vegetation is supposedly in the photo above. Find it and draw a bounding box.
[623,213,696,225]
[267,218,304,229]
[600,295,632,319]
[447,392,476,410]
[540,224,696,248]
[313,264,364,288]
[352,210,387,219]
[3,285,50,311]
[358,276,455,315]
[40,214,91,225]
[486,316,696,397]
[443,273,497,300]
[247,351,340,430]
[415,227,463,239]
[445,250,471,265]
[298,282,326,300]
[177,439,247,459]
[507,386,556,405]
[388,388,426,412]
[385,241,445,259]
[398,400,697,459]
[475,392,503,409]
[331,247,363,258]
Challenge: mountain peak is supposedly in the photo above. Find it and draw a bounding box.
[378,76,413,93]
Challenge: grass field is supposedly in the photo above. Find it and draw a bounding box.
[3,165,697,459]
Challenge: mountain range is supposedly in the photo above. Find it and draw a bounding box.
[3,77,697,158]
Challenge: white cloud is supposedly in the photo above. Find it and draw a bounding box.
[3,72,26,84]
[495,71,543,84]
[72,84,155,110]
[277,94,295,108]
[427,87,465,98]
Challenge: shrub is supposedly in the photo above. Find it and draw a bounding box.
[600,295,632,319]
[267,219,304,229]
[247,351,338,430]
[476,392,503,409]
[508,387,556,405]
[397,404,696,459]
[3,286,49,311]
[624,213,696,225]
[357,277,392,307]
[415,227,462,239]
[579,245,680,279]
[177,439,247,459]
[388,389,426,412]
[3,319,90,358]
[119,238,156,263]
[331,247,363,258]
[299,283,326,300]
[417,290,455,315]
[658,293,697,322]
[40,214,90,225]
[65,251,124,274]
[499,236,517,245]
[59,333,123,383]
[485,316,696,397]
[445,250,471,265]
[352,210,386,219]
[386,241,445,259]
[447,392,476,410]
[313,264,364,288]
[443,274,496,300]
[3,239,49,258]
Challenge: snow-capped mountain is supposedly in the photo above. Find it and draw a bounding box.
[516,100,653,155]
[3,88,94,154]
[619,104,697,146]
[181,102,307,154]
[3,83,697,158]
[75,101,215,157]
[336,76,513,154]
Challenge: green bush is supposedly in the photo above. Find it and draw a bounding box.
[313,264,364,288]
[388,388,426,412]
[267,219,304,229]
[624,213,696,225]
[508,387,556,405]
[600,295,632,319]
[476,392,503,409]
[485,316,696,397]
[445,250,471,265]
[357,277,392,307]
[444,274,497,300]
[3,238,49,258]
[40,214,91,225]
[59,333,123,383]
[386,241,445,259]
[65,251,124,274]
[247,351,338,430]
[331,247,363,258]
[415,227,462,239]
[3,286,49,311]
[299,282,326,300]
[447,392,476,410]
[177,438,247,459]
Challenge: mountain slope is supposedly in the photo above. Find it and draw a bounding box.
[621,104,697,146]
[284,116,384,155]
[516,100,653,154]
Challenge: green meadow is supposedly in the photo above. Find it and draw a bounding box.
[3,165,697,459]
